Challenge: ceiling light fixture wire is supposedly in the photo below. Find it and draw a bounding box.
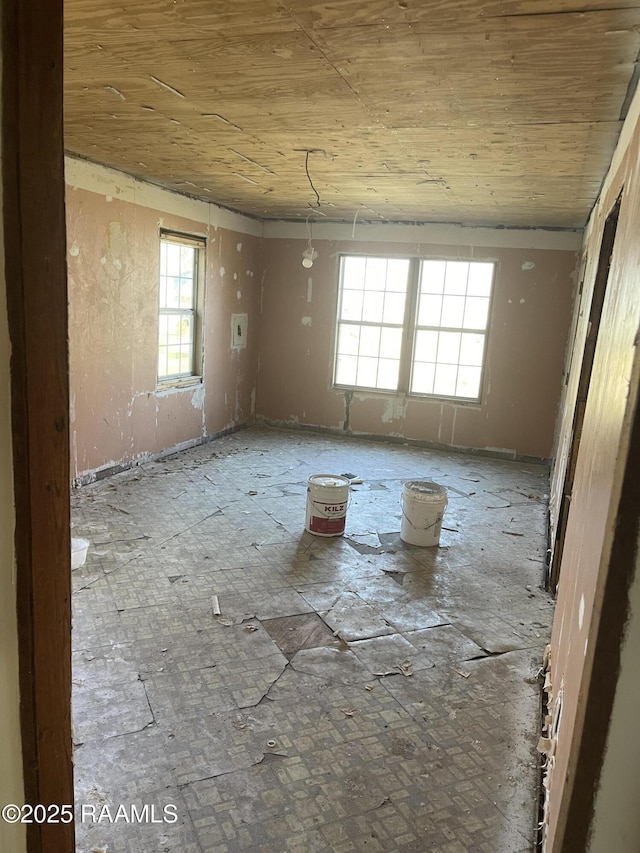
[305,151,321,208]
[351,204,367,239]
[302,211,319,268]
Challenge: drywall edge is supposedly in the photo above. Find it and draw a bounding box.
[263,219,583,250]
[64,155,264,238]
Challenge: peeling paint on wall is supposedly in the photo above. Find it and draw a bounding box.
[301,316,312,326]
[69,244,80,257]
[381,396,407,423]
[522,260,536,270]
[191,385,205,410]
[307,277,313,303]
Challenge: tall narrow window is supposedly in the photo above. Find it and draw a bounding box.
[411,260,493,400]
[158,233,204,382]
[334,255,410,391]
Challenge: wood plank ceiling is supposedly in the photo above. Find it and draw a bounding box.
[64,0,640,227]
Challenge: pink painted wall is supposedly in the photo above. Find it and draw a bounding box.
[257,237,577,459]
[67,186,261,479]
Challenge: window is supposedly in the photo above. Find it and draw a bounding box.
[411,260,493,400]
[158,232,204,383]
[334,255,494,402]
[334,256,410,391]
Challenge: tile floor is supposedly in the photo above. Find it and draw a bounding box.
[71,426,553,853]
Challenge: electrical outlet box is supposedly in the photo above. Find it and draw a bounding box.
[231,313,248,349]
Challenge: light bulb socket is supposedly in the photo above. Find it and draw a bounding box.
[302,245,316,268]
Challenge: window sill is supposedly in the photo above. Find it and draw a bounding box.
[156,375,203,392]
[333,384,482,407]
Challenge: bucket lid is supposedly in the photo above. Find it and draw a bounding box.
[309,474,350,488]
[403,480,447,498]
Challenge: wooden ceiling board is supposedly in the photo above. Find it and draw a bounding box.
[285,0,640,30]
[64,0,640,226]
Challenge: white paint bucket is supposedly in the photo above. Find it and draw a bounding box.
[400,481,448,547]
[306,474,350,537]
[71,537,90,569]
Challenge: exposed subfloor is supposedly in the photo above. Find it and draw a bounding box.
[71,426,553,853]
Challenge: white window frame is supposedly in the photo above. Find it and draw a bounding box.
[333,254,495,403]
[157,231,205,387]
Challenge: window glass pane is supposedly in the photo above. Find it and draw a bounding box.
[411,362,435,394]
[463,296,490,330]
[179,314,193,346]
[362,292,384,323]
[359,325,381,357]
[337,324,360,356]
[165,277,180,309]
[437,331,461,364]
[467,262,493,297]
[166,344,181,376]
[459,333,485,366]
[180,246,195,278]
[343,256,366,290]
[441,295,465,328]
[160,242,168,277]
[386,259,410,292]
[434,363,458,396]
[444,261,469,295]
[159,275,167,308]
[377,358,400,390]
[180,277,194,308]
[364,258,387,291]
[341,289,363,321]
[158,315,168,346]
[166,314,182,343]
[420,260,446,294]
[356,356,378,388]
[418,294,443,326]
[158,348,168,378]
[166,243,181,277]
[414,330,438,362]
[382,291,406,324]
[379,326,403,358]
[456,365,482,398]
[335,354,357,386]
[179,345,192,375]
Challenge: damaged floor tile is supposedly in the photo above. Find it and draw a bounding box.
[72,426,552,852]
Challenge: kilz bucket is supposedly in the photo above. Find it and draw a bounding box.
[400,480,448,547]
[306,474,351,537]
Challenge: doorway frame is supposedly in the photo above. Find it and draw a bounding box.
[549,194,622,592]
[2,0,74,851]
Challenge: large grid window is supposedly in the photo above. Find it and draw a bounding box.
[333,255,494,401]
[158,234,204,382]
[334,256,410,391]
[411,260,493,400]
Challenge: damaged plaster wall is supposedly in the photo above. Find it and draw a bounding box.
[544,83,640,850]
[66,157,262,480]
[257,226,579,460]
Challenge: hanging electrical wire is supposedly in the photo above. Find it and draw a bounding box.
[305,151,321,208]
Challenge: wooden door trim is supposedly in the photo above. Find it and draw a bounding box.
[2,0,74,850]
